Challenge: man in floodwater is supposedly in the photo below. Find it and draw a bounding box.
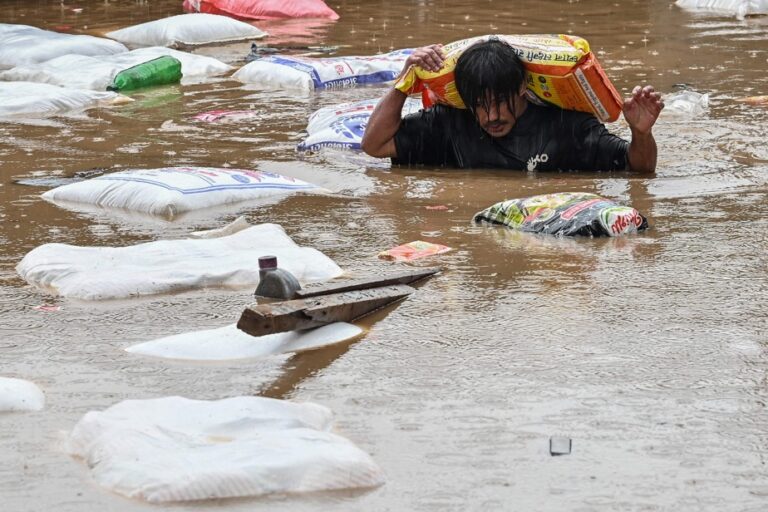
[361,40,663,173]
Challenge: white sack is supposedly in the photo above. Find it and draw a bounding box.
[0,377,45,412]
[675,0,768,18]
[233,49,412,90]
[106,13,267,48]
[126,322,363,361]
[298,97,422,151]
[41,167,321,217]
[67,396,384,502]
[0,48,232,90]
[0,82,129,118]
[663,90,709,116]
[0,23,127,70]
[16,223,343,300]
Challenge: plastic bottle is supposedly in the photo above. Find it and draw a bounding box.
[254,255,301,301]
[106,56,183,92]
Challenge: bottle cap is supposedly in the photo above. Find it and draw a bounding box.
[258,255,278,270]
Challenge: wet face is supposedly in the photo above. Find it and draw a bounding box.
[473,92,527,138]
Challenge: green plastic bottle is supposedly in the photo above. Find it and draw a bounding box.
[107,56,182,92]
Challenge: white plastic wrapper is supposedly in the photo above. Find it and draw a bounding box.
[0,47,232,90]
[126,322,363,361]
[233,49,412,90]
[0,23,127,70]
[42,167,322,218]
[106,13,267,48]
[663,90,709,116]
[298,97,422,151]
[67,396,384,502]
[0,82,129,118]
[16,223,343,300]
[0,377,45,412]
[676,0,768,18]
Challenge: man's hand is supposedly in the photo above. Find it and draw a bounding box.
[623,85,664,135]
[404,44,445,73]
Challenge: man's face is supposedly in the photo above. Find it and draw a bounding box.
[473,93,523,138]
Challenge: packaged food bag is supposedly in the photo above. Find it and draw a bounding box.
[473,192,648,237]
[395,34,623,122]
[379,241,452,261]
[183,0,340,20]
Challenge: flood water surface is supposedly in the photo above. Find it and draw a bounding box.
[1,1,768,511]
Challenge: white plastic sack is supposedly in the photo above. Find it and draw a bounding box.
[106,13,267,48]
[126,322,363,361]
[663,90,709,116]
[0,377,45,412]
[67,396,384,502]
[16,223,343,300]
[298,97,422,151]
[675,0,768,18]
[0,23,127,70]
[41,167,321,217]
[0,82,130,118]
[233,49,412,90]
[0,47,232,90]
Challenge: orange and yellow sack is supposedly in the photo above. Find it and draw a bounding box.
[395,34,623,122]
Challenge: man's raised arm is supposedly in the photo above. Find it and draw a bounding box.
[624,85,664,174]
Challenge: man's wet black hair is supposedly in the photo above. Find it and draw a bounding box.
[454,39,526,116]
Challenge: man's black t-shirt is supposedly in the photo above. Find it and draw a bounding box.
[392,103,629,171]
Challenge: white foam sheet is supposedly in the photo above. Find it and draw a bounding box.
[126,322,363,361]
[0,23,127,70]
[0,82,129,118]
[16,223,343,300]
[0,47,232,90]
[0,377,45,412]
[106,13,267,48]
[67,396,384,502]
[675,0,768,18]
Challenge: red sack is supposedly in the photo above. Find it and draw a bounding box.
[183,0,340,20]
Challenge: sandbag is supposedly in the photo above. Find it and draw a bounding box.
[16,223,343,300]
[105,13,267,48]
[0,23,127,70]
[298,97,423,151]
[184,0,339,20]
[233,49,412,90]
[676,0,768,18]
[473,192,648,237]
[0,48,232,90]
[41,167,321,217]
[396,34,623,122]
[0,82,130,118]
[67,396,384,502]
[0,377,45,412]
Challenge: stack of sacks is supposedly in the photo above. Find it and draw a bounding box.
[0,82,130,118]
[183,0,340,20]
[675,0,768,18]
[0,377,45,412]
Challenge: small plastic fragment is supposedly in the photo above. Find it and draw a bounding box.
[378,241,452,262]
[425,205,449,211]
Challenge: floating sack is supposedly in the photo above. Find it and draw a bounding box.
[16,223,343,300]
[106,13,267,48]
[0,48,232,90]
[184,0,340,20]
[0,377,45,412]
[663,90,709,116]
[675,0,768,18]
[107,56,182,91]
[396,34,623,122]
[0,23,127,70]
[67,396,384,502]
[298,97,423,151]
[0,82,130,118]
[41,167,321,217]
[126,322,362,361]
[473,192,648,237]
[379,241,452,261]
[233,49,412,90]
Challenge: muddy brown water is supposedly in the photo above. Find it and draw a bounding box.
[1,0,768,510]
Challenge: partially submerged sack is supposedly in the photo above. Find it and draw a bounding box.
[396,34,623,122]
[233,49,412,90]
[105,13,267,48]
[67,396,384,502]
[107,56,182,91]
[675,0,768,18]
[42,167,321,217]
[0,377,45,412]
[16,223,344,300]
[473,192,648,237]
[0,82,129,118]
[184,0,340,20]
[0,23,127,70]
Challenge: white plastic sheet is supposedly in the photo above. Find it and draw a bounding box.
[663,90,710,116]
[67,396,384,502]
[41,167,322,217]
[0,23,127,70]
[0,48,232,90]
[0,82,129,118]
[0,377,45,412]
[106,13,267,48]
[126,322,363,360]
[676,0,768,18]
[16,223,343,300]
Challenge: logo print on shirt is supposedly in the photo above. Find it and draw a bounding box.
[527,153,549,171]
